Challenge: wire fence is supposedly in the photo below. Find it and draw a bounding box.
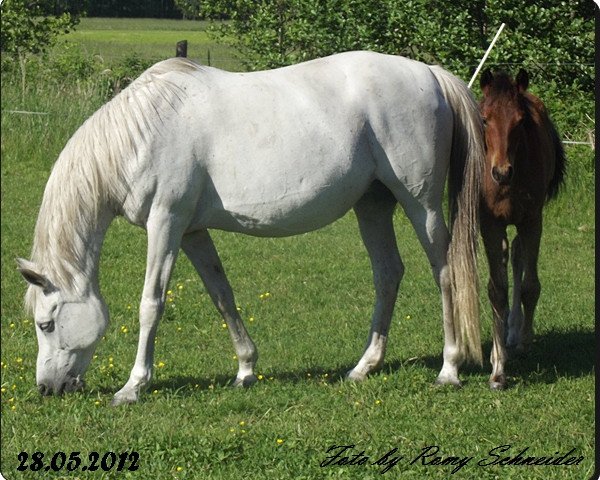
[4,44,595,149]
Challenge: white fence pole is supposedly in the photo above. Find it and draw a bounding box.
[467,23,506,89]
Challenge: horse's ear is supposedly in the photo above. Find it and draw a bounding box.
[480,69,493,94]
[16,258,55,294]
[516,69,529,92]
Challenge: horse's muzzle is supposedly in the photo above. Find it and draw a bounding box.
[491,165,513,185]
[38,376,86,396]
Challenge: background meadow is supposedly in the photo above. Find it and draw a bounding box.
[1,16,595,479]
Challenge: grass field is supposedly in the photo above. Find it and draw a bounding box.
[1,18,595,480]
[61,17,242,71]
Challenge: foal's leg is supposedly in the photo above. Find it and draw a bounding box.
[514,218,543,355]
[347,183,403,381]
[112,213,185,406]
[181,229,258,387]
[481,215,509,389]
[507,235,524,351]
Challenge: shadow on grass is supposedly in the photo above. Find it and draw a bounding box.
[120,328,594,398]
[398,328,595,386]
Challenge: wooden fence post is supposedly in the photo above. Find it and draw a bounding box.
[176,40,188,58]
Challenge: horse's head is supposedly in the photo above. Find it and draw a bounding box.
[16,258,108,396]
[480,69,529,186]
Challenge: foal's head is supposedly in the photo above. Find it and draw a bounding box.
[480,69,530,186]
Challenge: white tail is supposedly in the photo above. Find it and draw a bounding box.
[429,65,485,365]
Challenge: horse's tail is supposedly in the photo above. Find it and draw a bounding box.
[546,119,567,202]
[429,65,485,366]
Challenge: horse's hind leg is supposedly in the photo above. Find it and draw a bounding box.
[181,230,258,387]
[402,204,462,386]
[347,182,403,381]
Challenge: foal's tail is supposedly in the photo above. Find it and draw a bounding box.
[429,66,485,365]
[546,119,567,202]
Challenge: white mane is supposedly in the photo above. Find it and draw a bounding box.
[25,58,200,312]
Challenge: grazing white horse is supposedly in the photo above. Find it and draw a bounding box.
[17,51,485,406]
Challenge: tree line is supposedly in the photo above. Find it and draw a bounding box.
[1,0,594,92]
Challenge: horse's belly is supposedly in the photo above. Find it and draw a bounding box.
[192,166,373,236]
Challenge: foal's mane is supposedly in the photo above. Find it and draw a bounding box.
[485,71,533,120]
[25,58,200,311]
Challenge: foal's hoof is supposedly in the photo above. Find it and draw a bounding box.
[232,374,258,388]
[489,375,507,390]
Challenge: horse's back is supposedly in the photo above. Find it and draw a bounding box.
[125,52,451,235]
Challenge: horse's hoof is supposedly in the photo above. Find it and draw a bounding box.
[233,374,257,388]
[111,390,139,406]
[345,369,366,382]
[434,376,462,388]
[489,379,506,391]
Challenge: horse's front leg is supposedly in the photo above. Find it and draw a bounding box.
[111,213,185,406]
[181,229,258,387]
[346,183,402,381]
[481,215,509,390]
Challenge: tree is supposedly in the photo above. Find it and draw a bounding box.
[188,0,593,91]
[0,0,79,57]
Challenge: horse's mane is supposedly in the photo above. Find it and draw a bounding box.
[25,58,200,312]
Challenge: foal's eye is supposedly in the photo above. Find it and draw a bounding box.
[38,320,55,333]
[482,117,488,127]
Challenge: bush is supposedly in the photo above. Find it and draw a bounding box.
[0,0,79,57]
[196,0,594,94]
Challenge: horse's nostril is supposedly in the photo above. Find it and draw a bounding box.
[506,165,514,180]
[492,166,513,185]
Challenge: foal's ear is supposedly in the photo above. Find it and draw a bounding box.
[480,69,493,94]
[516,69,529,92]
[16,258,55,294]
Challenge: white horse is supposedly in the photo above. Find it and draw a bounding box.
[17,51,485,406]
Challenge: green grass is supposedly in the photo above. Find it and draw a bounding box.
[60,17,242,71]
[1,18,595,480]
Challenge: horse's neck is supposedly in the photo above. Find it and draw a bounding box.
[51,208,115,295]
[65,207,115,296]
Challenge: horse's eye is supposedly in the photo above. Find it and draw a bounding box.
[482,117,488,127]
[38,320,55,333]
